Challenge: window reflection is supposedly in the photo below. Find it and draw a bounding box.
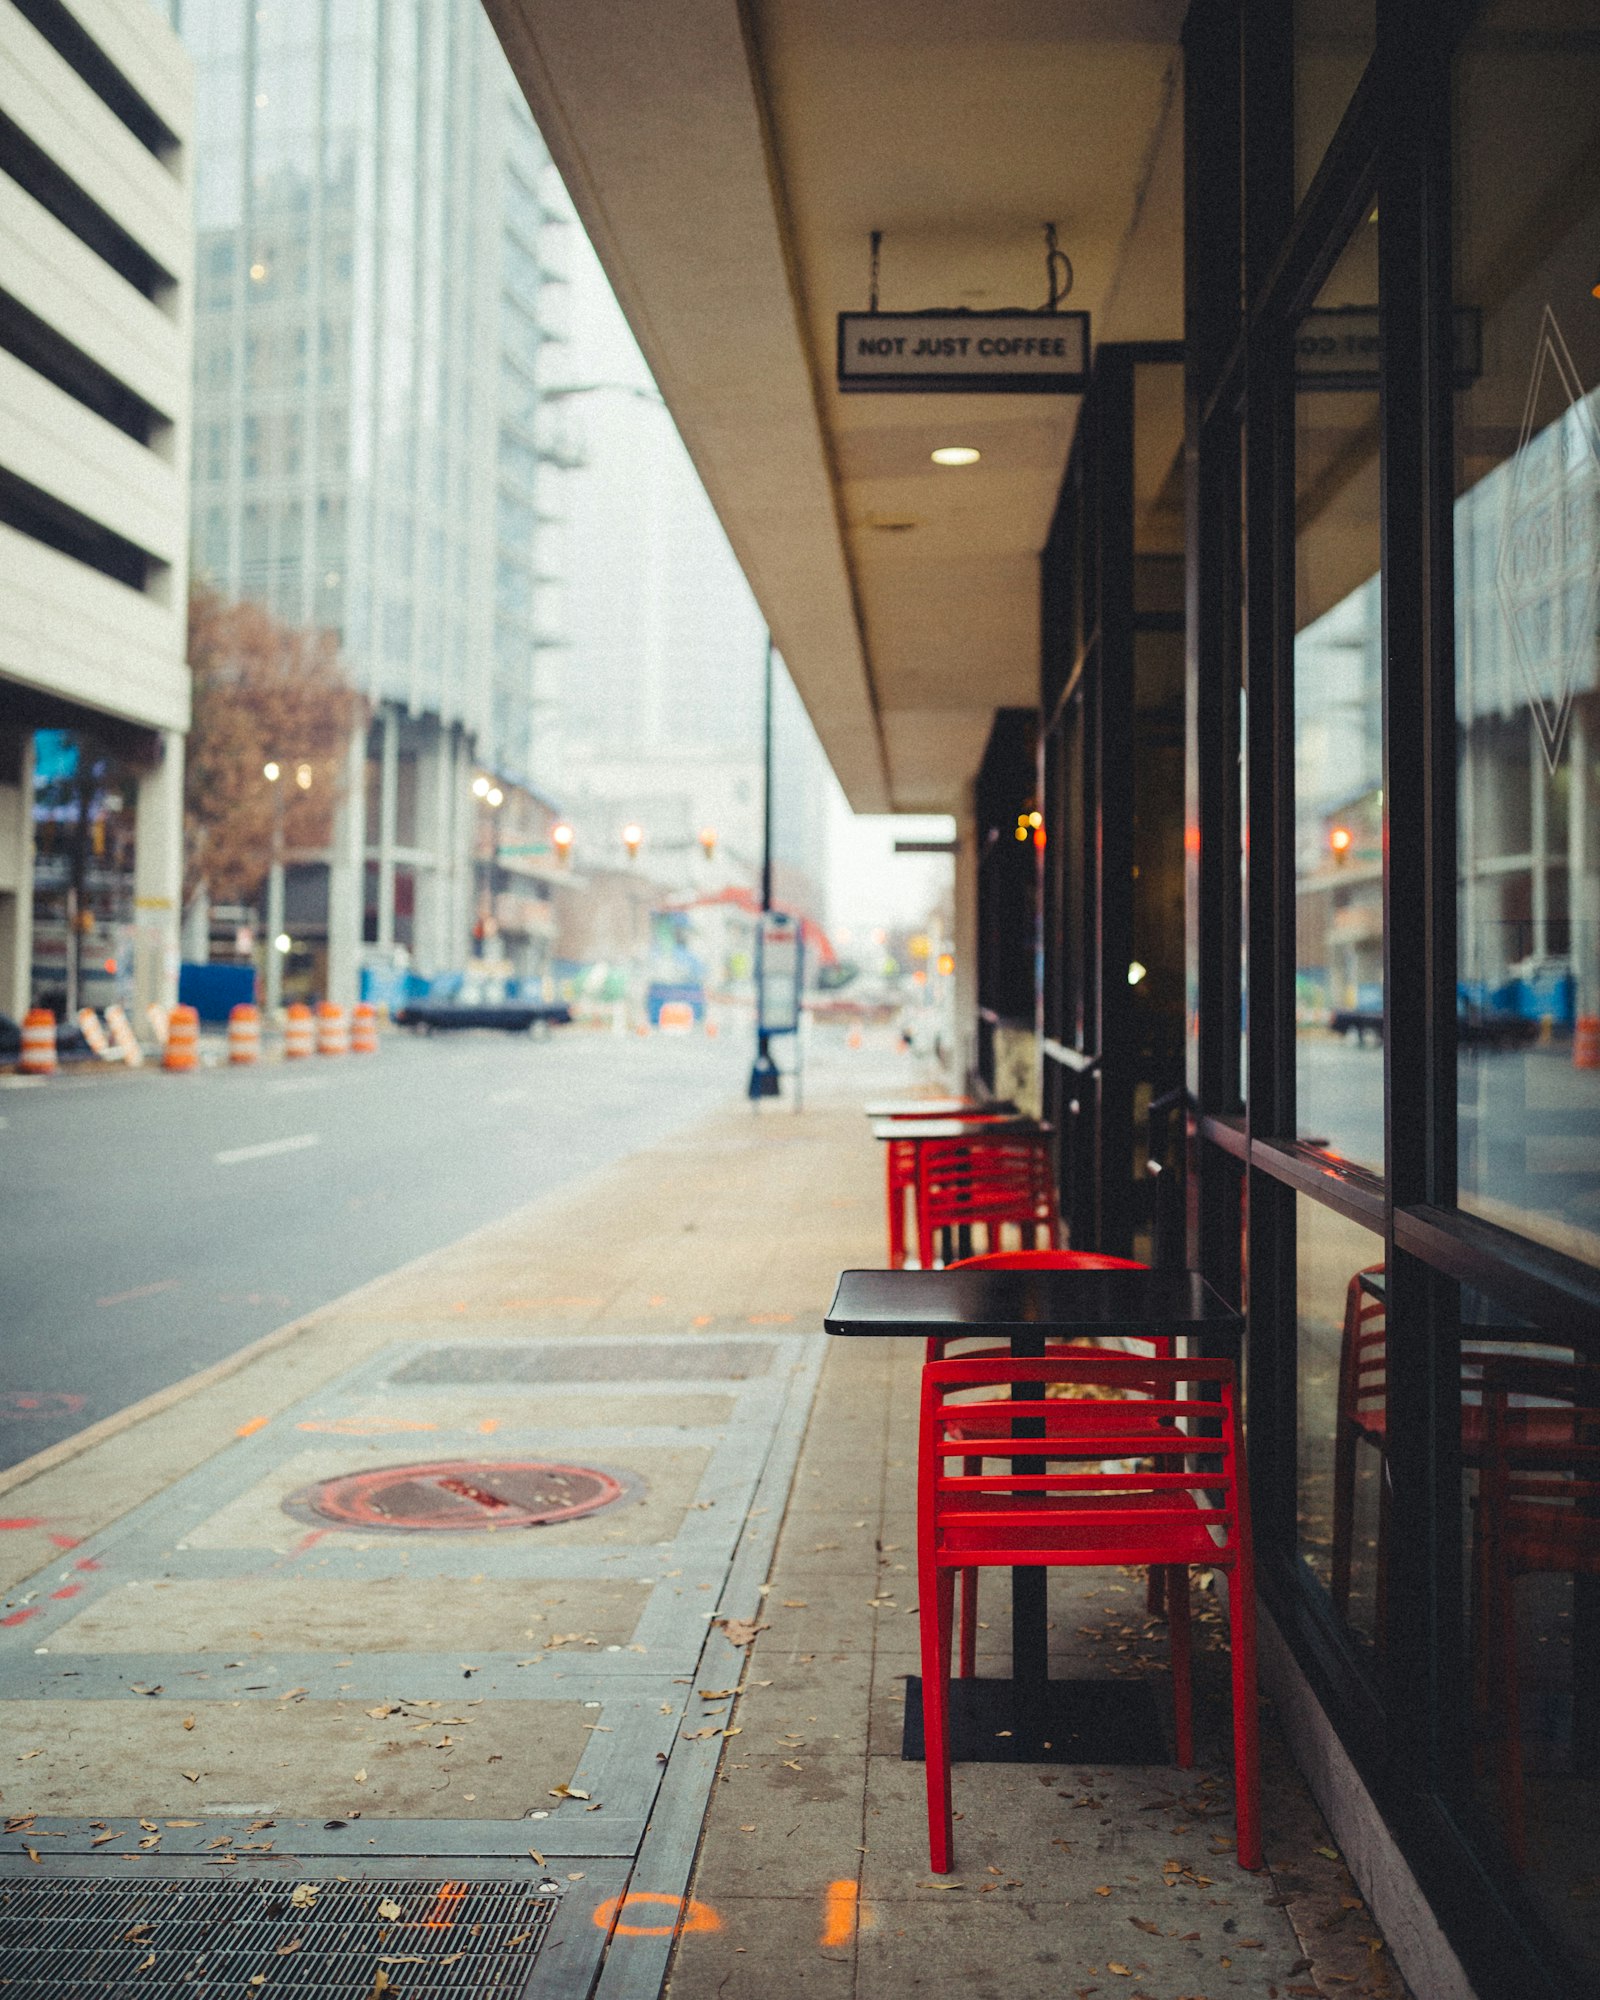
[1455,7,1600,1267]
[1293,0,1374,205]
[1294,217,1384,1169]
[1295,1194,1384,1647]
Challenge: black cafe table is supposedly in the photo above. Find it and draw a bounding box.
[862,1097,1018,1120]
[825,1266,1242,1765]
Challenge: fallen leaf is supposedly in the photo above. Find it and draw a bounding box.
[26,1849,40,1865]
[1095,1884,1113,1896]
[353,1769,368,1784]
[1129,1918,1161,1935]
[138,1955,156,1972]
[1316,1845,1340,1860]
[781,1759,803,1771]
[277,1939,303,1957]
[122,1927,153,1943]
[182,1716,195,1731]
[1108,1966,1133,1978]
[181,1771,200,1783]
[91,1831,123,1847]
[377,1898,402,1920]
[139,1836,161,1850]
[166,1820,199,1828]
[290,1883,319,1910]
[781,1599,808,1609]
[139,1821,157,1833]
[714,1617,768,1647]
[548,1783,589,1801]
[528,1849,545,1865]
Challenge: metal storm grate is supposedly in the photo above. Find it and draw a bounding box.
[0,1876,559,1997]
[284,1459,629,1531]
[390,1340,772,1385]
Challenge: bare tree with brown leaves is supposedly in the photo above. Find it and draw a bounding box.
[184,585,363,906]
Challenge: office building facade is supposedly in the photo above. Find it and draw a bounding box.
[0,0,193,1021]
[167,0,564,991]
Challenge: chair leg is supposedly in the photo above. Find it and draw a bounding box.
[1167,1568,1193,1768]
[1146,1565,1166,1617]
[959,1567,977,1679]
[1493,1567,1527,1869]
[920,1566,957,1873]
[1225,1562,1263,1870]
[1331,1420,1356,1618]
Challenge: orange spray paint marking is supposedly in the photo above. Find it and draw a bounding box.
[421,1881,467,1930]
[592,1892,720,1938]
[479,1418,499,1435]
[820,1879,862,1948]
[235,1416,269,1438]
[690,1316,713,1329]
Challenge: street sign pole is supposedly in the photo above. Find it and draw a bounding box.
[749,632,780,1101]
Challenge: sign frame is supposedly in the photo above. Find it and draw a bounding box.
[836,309,1091,395]
[756,911,803,1038]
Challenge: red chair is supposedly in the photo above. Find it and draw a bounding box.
[931,1249,1168,1672]
[914,1133,1058,1268]
[1472,1355,1600,1868]
[917,1351,1260,1874]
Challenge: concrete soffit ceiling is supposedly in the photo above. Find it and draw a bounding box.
[483,1,1184,815]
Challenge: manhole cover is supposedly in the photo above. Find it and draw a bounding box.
[0,1391,87,1420]
[284,1459,630,1532]
[0,1875,558,1996]
[390,1340,772,1385]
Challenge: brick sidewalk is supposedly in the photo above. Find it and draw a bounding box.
[0,1049,1407,1999]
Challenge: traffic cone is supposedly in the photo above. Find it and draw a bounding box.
[283,1002,314,1058]
[316,1001,348,1055]
[350,1001,379,1054]
[228,1004,261,1065]
[1575,1015,1600,1070]
[163,1003,200,1072]
[19,1008,56,1075]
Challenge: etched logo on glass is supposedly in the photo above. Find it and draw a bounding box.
[1495,305,1600,773]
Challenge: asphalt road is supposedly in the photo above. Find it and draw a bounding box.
[0,1024,748,1473]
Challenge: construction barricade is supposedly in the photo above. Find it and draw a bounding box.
[1576,1015,1600,1070]
[163,1003,200,1072]
[19,1009,56,1075]
[350,1001,379,1054]
[283,1003,314,1059]
[104,1005,144,1067]
[76,1009,116,1061]
[316,1000,348,1055]
[228,1004,261,1065]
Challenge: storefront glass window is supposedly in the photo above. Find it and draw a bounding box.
[1454,1278,1598,1978]
[1294,218,1384,1170]
[1295,1194,1384,1650]
[1293,0,1374,205]
[1454,6,1600,1268]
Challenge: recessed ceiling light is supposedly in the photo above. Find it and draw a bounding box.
[931,446,980,466]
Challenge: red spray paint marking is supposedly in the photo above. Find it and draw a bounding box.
[50,1585,83,1601]
[74,1557,101,1572]
[1,1608,43,1626]
[49,1536,80,1550]
[0,1520,44,1532]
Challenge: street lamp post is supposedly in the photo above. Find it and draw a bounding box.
[263,762,285,1013]
[748,632,780,1100]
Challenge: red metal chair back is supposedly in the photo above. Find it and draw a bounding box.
[914,1133,1058,1266]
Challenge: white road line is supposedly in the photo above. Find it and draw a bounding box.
[214,1132,321,1167]
[264,1076,328,1095]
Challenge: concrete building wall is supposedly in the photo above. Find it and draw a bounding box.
[0,0,194,1013]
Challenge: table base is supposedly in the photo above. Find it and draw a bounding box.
[901,1675,1165,1765]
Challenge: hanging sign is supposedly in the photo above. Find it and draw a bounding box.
[1295,305,1481,390]
[757,912,803,1036]
[836,310,1090,394]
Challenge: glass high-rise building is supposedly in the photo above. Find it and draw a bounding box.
[162,0,565,988]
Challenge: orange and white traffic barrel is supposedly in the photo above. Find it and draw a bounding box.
[1575,1015,1600,1069]
[350,1001,379,1054]
[228,1003,261,1065]
[283,1002,314,1059]
[163,1003,200,1072]
[316,1000,348,1056]
[19,1008,56,1075]
[657,1000,694,1034]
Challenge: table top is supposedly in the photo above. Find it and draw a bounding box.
[862,1098,1017,1119]
[825,1267,1242,1337]
[870,1115,1051,1143]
